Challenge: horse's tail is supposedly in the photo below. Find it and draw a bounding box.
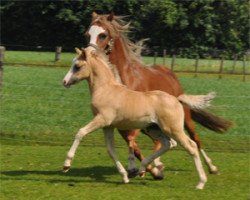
[178,92,232,133]
[190,109,232,133]
[177,92,216,110]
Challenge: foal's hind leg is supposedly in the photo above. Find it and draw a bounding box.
[172,132,207,189]
[138,131,171,178]
[184,107,219,174]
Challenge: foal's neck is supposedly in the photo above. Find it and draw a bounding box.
[88,58,117,93]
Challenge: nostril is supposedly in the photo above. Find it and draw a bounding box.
[63,80,67,86]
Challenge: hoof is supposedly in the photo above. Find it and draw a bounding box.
[128,168,139,178]
[209,166,220,175]
[209,169,220,175]
[123,177,130,184]
[196,183,205,190]
[63,166,70,173]
[151,165,165,180]
[153,174,164,180]
[139,171,146,177]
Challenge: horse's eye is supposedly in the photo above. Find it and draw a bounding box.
[98,33,107,40]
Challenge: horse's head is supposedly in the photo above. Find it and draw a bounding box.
[63,48,91,88]
[85,12,126,54]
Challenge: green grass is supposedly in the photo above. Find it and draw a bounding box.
[1,145,249,200]
[1,65,249,148]
[0,51,250,199]
[146,56,250,74]
[4,51,73,67]
[4,50,250,74]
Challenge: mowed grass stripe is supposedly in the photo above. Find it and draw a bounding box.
[0,144,249,200]
[0,65,249,152]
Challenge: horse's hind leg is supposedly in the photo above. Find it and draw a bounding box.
[119,130,140,177]
[119,130,157,178]
[173,132,207,189]
[184,107,219,174]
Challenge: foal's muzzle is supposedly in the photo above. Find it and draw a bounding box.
[63,80,71,88]
[63,79,77,88]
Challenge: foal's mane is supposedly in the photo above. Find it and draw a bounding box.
[92,14,142,64]
[89,49,122,84]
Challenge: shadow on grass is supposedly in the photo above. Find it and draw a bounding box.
[0,166,121,184]
[1,165,191,185]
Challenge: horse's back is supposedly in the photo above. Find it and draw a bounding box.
[128,62,183,97]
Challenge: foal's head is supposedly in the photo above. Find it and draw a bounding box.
[63,48,91,87]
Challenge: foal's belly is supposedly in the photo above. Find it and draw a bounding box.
[111,115,156,130]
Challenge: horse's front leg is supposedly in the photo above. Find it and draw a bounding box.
[119,129,140,178]
[104,127,129,183]
[63,115,106,172]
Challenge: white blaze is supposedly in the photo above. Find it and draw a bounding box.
[63,58,76,85]
[88,25,106,48]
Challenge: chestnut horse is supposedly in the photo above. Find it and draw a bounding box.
[63,48,215,189]
[85,12,232,178]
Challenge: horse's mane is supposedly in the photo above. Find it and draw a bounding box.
[92,14,143,64]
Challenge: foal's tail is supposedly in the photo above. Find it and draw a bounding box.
[177,92,216,110]
[178,92,232,133]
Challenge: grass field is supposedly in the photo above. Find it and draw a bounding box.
[0,51,250,199]
[1,145,249,200]
[4,50,250,74]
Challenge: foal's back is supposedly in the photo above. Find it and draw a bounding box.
[100,83,183,130]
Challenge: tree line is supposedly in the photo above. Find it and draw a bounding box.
[1,0,249,58]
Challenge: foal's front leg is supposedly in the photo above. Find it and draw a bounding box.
[63,115,106,172]
[103,127,129,183]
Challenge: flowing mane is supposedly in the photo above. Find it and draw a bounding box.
[92,49,123,84]
[91,14,143,63]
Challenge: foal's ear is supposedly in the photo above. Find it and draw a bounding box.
[107,12,114,21]
[80,48,87,60]
[75,48,82,55]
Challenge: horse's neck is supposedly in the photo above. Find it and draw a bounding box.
[88,59,117,93]
[109,39,125,75]
[109,37,140,84]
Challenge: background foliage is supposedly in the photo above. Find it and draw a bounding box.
[1,0,249,57]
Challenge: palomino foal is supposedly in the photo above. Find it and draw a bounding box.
[62,48,213,189]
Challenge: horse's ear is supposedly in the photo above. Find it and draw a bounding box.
[75,48,81,55]
[107,12,114,21]
[92,11,98,19]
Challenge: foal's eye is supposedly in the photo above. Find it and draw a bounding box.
[98,33,107,40]
[73,64,81,73]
